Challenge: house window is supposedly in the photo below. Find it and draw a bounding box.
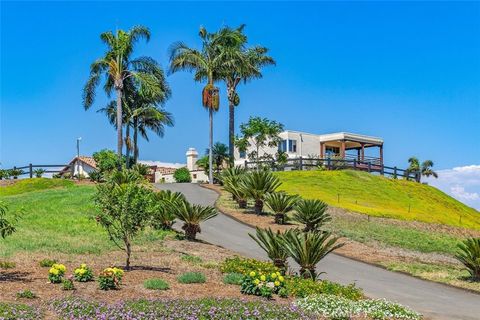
[289,139,297,152]
[193,174,197,179]
[239,150,246,159]
[278,140,287,152]
[325,146,340,156]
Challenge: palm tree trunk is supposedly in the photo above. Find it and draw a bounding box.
[209,108,214,184]
[116,88,123,169]
[133,117,139,163]
[228,90,235,166]
[125,124,131,169]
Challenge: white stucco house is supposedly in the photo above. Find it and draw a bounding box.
[61,156,97,177]
[234,130,384,167]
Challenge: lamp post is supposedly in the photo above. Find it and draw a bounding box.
[76,137,82,178]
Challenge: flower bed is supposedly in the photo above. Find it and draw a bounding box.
[51,297,316,319]
[0,302,42,320]
[295,294,422,320]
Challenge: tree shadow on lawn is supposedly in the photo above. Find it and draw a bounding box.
[0,271,32,282]
[125,266,173,273]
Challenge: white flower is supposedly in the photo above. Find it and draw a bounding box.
[266,282,275,289]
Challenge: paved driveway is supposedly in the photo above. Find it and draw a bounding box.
[154,183,480,320]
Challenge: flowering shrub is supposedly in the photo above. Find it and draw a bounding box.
[74,263,94,282]
[98,267,124,290]
[285,277,363,300]
[48,263,66,283]
[220,256,279,275]
[241,270,286,299]
[51,297,316,319]
[295,294,422,320]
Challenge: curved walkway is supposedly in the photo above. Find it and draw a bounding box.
[154,183,480,320]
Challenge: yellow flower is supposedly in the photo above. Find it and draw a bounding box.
[113,267,123,276]
[74,268,81,274]
[253,279,260,285]
[274,280,280,286]
[49,267,59,275]
[52,264,66,272]
[80,263,87,269]
[276,271,281,276]
[271,273,277,279]
[249,271,256,277]
[278,276,285,282]
[260,275,266,281]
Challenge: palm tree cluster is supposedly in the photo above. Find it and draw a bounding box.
[406,157,438,182]
[84,24,274,176]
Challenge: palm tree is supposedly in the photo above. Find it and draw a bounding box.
[83,26,164,162]
[240,170,282,214]
[209,142,229,174]
[456,238,480,281]
[174,200,218,240]
[282,229,343,279]
[293,199,331,232]
[170,27,235,184]
[215,25,276,163]
[151,190,186,230]
[406,157,420,181]
[249,227,290,271]
[264,192,299,224]
[421,160,438,179]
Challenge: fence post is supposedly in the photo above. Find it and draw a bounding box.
[327,158,331,170]
[299,157,303,171]
[381,165,384,175]
[368,162,371,173]
[393,166,397,179]
[29,163,33,178]
[353,159,357,169]
[416,171,421,183]
[244,160,248,169]
[13,166,17,179]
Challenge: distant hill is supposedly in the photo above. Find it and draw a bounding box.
[276,170,480,230]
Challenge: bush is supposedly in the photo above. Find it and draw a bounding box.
[93,149,120,173]
[174,200,217,240]
[0,303,41,319]
[39,258,57,267]
[151,190,185,230]
[240,170,282,215]
[0,260,15,269]
[177,272,206,284]
[51,297,316,319]
[219,256,279,275]
[296,294,422,320]
[293,199,331,232]
[48,263,66,283]
[88,170,103,182]
[222,272,244,285]
[181,254,203,264]
[132,163,150,176]
[16,289,36,299]
[285,277,363,300]
[173,167,192,183]
[10,168,24,179]
[33,168,45,178]
[456,237,480,281]
[144,278,169,290]
[62,278,75,291]
[241,270,286,299]
[98,267,124,290]
[74,263,94,282]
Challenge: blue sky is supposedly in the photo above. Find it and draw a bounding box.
[1,1,479,207]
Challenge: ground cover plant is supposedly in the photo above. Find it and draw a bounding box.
[296,294,422,320]
[16,289,36,299]
[177,271,206,284]
[51,297,315,320]
[0,302,41,319]
[223,272,243,285]
[144,278,169,290]
[276,170,480,230]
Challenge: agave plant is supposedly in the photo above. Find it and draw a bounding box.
[264,192,299,224]
[224,178,249,208]
[33,168,46,178]
[240,170,282,215]
[456,238,480,281]
[174,200,217,240]
[282,229,343,279]
[249,227,290,271]
[219,166,247,185]
[151,190,186,230]
[10,169,24,180]
[293,199,331,232]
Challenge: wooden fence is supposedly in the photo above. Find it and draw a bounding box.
[244,157,420,182]
[3,164,73,178]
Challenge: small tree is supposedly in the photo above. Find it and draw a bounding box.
[174,200,217,240]
[240,170,281,215]
[249,227,290,271]
[0,201,16,239]
[93,149,121,173]
[235,117,284,164]
[173,167,192,183]
[264,192,299,224]
[293,199,331,232]
[94,170,153,269]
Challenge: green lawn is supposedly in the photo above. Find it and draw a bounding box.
[276,170,480,230]
[0,180,169,257]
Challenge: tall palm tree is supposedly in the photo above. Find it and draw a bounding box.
[169,27,239,184]
[209,142,229,174]
[216,25,276,163]
[421,160,438,179]
[83,25,164,162]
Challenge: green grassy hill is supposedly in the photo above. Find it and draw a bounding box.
[276,170,480,230]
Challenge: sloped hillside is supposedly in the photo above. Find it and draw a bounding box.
[276,170,480,230]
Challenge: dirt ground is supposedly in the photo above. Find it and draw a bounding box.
[0,238,270,308]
